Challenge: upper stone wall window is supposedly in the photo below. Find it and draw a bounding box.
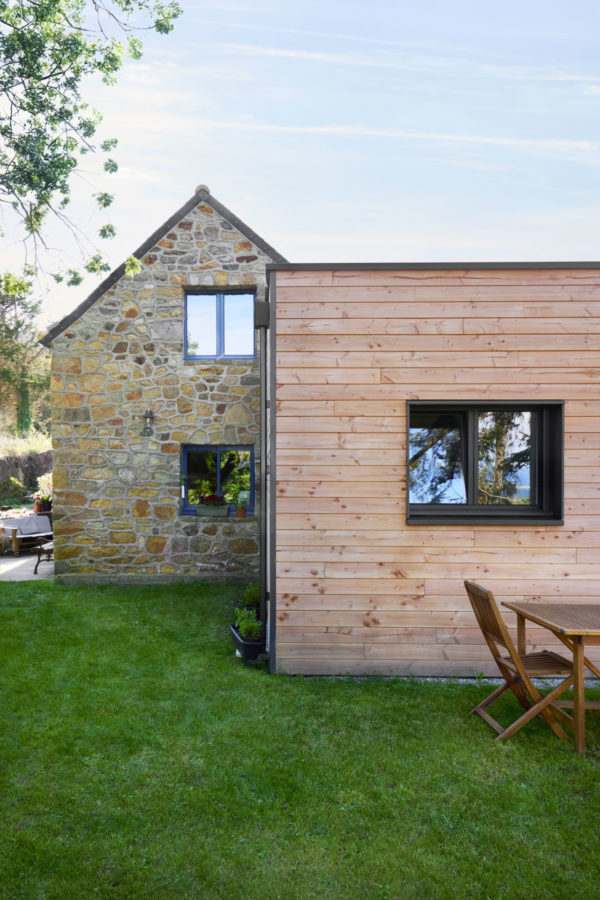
[184,290,255,359]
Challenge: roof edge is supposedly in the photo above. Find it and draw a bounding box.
[40,187,287,346]
[266,261,600,272]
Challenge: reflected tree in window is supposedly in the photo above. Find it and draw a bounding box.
[477,411,533,505]
[409,411,467,503]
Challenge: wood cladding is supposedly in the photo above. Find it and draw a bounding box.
[273,268,600,676]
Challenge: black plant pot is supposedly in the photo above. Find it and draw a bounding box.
[230,624,264,661]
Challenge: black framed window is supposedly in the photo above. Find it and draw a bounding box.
[184,291,255,359]
[407,401,563,524]
[181,445,255,515]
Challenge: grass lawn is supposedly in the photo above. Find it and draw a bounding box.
[1,581,600,899]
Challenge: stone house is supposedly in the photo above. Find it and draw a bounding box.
[41,185,286,583]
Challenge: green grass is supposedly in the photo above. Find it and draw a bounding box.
[1,582,600,899]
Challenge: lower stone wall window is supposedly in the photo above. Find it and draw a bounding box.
[407,401,563,525]
[181,445,255,515]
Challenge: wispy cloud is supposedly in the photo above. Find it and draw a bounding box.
[213,41,600,86]
[193,117,600,160]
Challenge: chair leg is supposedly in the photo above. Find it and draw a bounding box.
[498,664,570,740]
[499,676,574,741]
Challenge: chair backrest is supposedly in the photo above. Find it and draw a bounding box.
[464,580,516,657]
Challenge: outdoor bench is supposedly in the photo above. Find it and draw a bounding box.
[0,514,53,556]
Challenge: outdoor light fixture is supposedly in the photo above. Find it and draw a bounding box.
[141,408,155,436]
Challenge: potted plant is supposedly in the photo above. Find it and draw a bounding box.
[32,492,43,514]
[228,483,247,518]
[197,494,229,517]
[241,581,260,613]
[35,473,53,512]
[230,606,264,661]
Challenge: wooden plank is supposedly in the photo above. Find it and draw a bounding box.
[276,368,382,384]
[276,449,405,466]
[277,626,439,643]
[275,285,600,305]
[277,466,405,483]
[324,562,600,579]
[276,481,402,499]
[276,513,406,531]
[274,400,335,416]
[275,271,333,287]
[465,318,600,334]
[277,351,520,368]
[276,415,404,432]
[276,546,577,564]
[381,367,600,384]
[278,318,464,335]
[276,497,404,515]
[473,530,600,548]
[275,658,499,676]
[276,528,476,547]
[276,432,404,449]
[329,268,600,286]
[275,608,477,626]
[276,578,424,595]
[425,579,600,596]
[277,333,600,352]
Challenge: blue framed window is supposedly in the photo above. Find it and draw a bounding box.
[184,291,255,359]
[181,445,255,515]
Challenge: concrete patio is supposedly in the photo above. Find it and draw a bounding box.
[0,552,54,581]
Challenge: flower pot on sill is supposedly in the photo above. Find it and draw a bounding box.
[230,624,264,661]
[197,505,228,517]
[235,506,246,518]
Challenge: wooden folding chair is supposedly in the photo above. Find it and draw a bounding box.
[464,580,574,741]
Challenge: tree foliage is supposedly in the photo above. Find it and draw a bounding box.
[0,0,181,278]
[0,272,50,434]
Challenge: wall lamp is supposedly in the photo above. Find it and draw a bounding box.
[141,408,155,436]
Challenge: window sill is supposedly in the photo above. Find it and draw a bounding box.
[407,514,564,526]
[181,511,256,519]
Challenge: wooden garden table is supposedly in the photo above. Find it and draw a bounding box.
[502,601,600,755]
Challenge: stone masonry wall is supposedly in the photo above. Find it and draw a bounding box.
[49,196,271,582]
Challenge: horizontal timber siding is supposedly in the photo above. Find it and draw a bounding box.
[273,267,600,676]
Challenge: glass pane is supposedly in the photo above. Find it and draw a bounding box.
[186,295,217,356]
[224,294,254,356]
[477,411,534,505]
[187,449,218,503]
[220,450,252,505]
[408,411,467,503]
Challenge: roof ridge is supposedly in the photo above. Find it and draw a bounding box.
[40,186,287,346]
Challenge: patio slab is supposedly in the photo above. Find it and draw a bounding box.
[0,552,54,581]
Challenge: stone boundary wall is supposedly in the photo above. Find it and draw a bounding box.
[49,199,271,582]
[0,450,52,487]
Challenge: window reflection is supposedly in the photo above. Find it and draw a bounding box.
[477,411,533,505]
[408,411,467,504]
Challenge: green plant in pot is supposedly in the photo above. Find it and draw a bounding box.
[241,582,260,611]
[227,483,248,518]
[231,606,264,661]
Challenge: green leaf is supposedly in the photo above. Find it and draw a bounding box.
[99,224,117,239]
[125,256,142,277]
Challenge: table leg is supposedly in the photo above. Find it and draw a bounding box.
[516,614,526,655]
[573,637,586,754]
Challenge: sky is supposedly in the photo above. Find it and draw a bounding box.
[4,0,600,327]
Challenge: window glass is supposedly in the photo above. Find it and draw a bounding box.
[477,411,534,505]
[408,410,467,504]
[187,449,218,504]
[220,450,252,504]
[224,294,254,356]
[182,445,255,513]
[186,294,217,356]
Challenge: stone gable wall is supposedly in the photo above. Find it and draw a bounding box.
[50,200,271,582]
